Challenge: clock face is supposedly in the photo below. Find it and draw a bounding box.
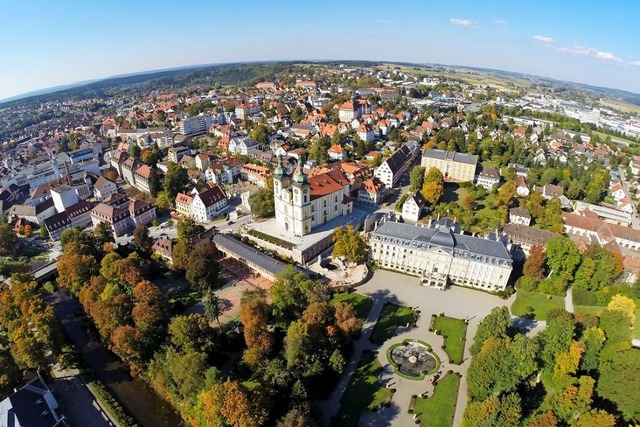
[294,189,299,194]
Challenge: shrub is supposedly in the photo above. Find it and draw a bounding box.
[573,288,598,306]
[516,275,538,292]
[538,275,567,296]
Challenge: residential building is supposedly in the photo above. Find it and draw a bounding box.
[109,150,129,177]
[134,165,154,194]
[191,185,228,222]
[179,115,213,135]
[338,102,361,122]
[240,164,272,187]
[274,159,352,236]
[421,149,478,182]
[515,176,530,196]
[7,199,56,225]
[358,178,385,205]
[402,191,426,222]
[167,146,190,163]
[152,234,174,263]
[509,207,532,226]
[235,103,261,120]
[563,212,640,251]
[90,199,156,237]
[0,374,70,427]
[370,218,513,291]
[373,145,412,188]
[44,200,94,241]
[195,153,210,171]
[121,157,142,187]
[475,166,500,191]
[93,176,117,201]
[205,157,245,185]
[538,184,564,199]
[356,123,375,142]
[502,223,559,257]
[228,136,258,155]
[68,147,94,164]
[328,144,347,161]
[51,185,79,213]
[175,192,194,217]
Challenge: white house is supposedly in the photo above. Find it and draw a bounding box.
[94,176,118,201]
[190,185,228,222]
[402,191,426,222]
[229,136,259,155]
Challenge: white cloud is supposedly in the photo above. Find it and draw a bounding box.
[533,35,554,44]
[376,19,392,25]
[628,61,640,67]
[557,44,623,64]
[450,18,472,27]
[494,19,507,25]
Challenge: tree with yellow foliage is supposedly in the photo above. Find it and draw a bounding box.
[607,294,636,324]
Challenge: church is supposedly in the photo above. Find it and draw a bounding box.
[274,158,353,236]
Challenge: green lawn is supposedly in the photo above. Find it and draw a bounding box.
[433,316,467,364]
[370,303,417,345]
[414,372,461,427]
[333,350,393,427]
[331,292,373,320]
[511,290,565,320]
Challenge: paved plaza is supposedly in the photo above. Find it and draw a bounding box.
[319,269,519,427]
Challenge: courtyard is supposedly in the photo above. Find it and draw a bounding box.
[321,269,515,427]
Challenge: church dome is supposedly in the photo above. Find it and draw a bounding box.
[430,226,455,248]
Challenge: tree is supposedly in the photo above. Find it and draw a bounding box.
[57,252,99,295]
[154,190,174,212]
[308,137,330,165]
[598,348,640,423]
[579,327,605,372]
[545,236,581,281]
[240,296,272,367]
[607,294,636,324]
[538,309,575,368]
[332,226,366,263]
[409,166,426,191]
[250,186,275,218]
[0,221,19,256]
[333,302,362,345]
[372,153,382,167]
[185,246,219,293]
[421,180,444,205]
[132,225,153,254]
[270,266,328,326]
[0,351,21,397]
[199,379,267,427]
[285,320,312,369]
[177,217,204,241]
[523,245,547,281]
[93,221,115,247]
[572,409,615,427]
[203,291,223,330]
[276,407,318,427]
[168,313,215,353]
[599,309,632,344]
[172,240,190,271]
[250,124,268,145]
[470,306,511,356]
[425,166,444,184]
[164,162,189,199]
[461,192,477,211]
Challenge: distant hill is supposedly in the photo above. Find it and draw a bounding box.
[1,60,639,109]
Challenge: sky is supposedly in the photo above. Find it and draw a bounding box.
[1,0,640,101]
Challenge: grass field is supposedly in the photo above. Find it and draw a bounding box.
[511,290,565,320]
[370,303,417,345]
[414,373,461,427]
[433,316,467,364]
[333,350,393,427]
[331,292,374,320]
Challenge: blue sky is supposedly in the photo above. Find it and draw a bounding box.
[1,0,640,100]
